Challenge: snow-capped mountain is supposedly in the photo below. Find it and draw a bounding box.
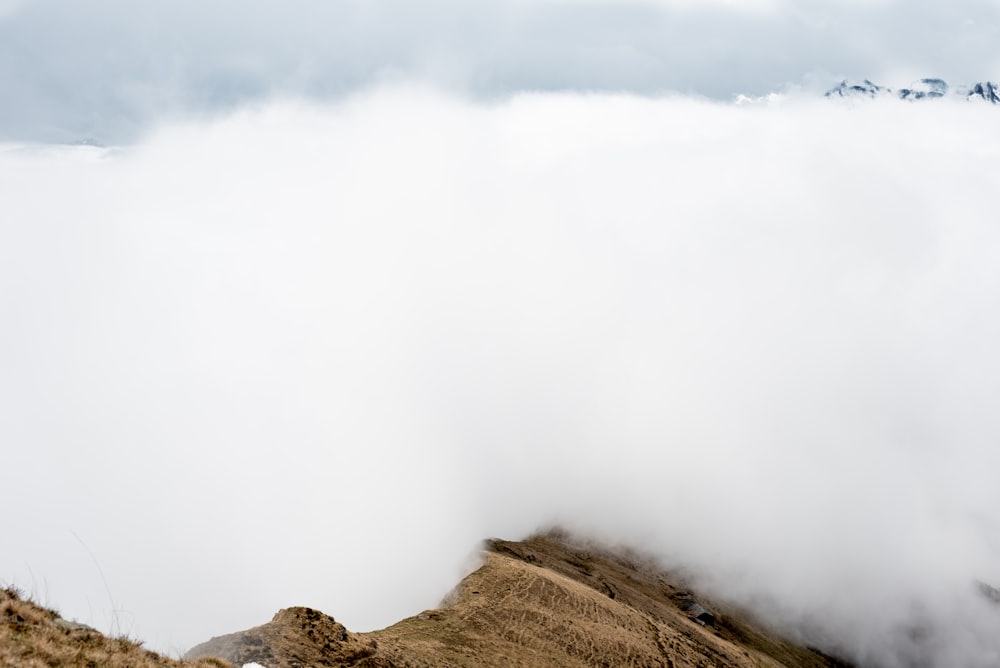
[826,78,1000,104]
[963,81,1000,103]
[898,78,948,100]
[825,79,889,99]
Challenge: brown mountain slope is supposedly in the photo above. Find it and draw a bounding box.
[187,533,854,668]
[0,586,229,668]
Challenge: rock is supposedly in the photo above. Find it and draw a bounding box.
[185,607,376,668]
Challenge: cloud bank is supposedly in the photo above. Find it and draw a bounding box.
[1,0,999,142]
[3,87,1000,666]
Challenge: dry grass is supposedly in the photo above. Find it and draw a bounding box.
[6,533,855,667]
[493,533,845,668]
[0,587,230,668]
[187,534,854,668]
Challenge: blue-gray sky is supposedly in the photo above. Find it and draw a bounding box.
[1,0,999,142]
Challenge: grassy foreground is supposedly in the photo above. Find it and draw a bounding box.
[0,587,230,668]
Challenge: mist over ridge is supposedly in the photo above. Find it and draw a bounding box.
[3,87,1000,667]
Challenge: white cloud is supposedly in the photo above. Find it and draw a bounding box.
[2,87,1000,666]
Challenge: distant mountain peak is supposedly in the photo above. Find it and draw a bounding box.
[826,78,1000,104]
[824,79,889,99]
[964,81,1000,103]
[898,78,948,99]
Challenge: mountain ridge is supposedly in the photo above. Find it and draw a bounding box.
[825,78,1000,103]
[185,532,855,668]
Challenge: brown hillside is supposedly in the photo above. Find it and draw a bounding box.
[187,533,854,668]
[0,586,230,668]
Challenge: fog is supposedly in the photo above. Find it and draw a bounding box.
[2,87,1000,666]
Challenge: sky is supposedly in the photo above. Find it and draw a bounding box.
[1,0,999,142]
[2,2,1000,668]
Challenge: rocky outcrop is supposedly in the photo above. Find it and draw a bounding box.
[185,607,378,668]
